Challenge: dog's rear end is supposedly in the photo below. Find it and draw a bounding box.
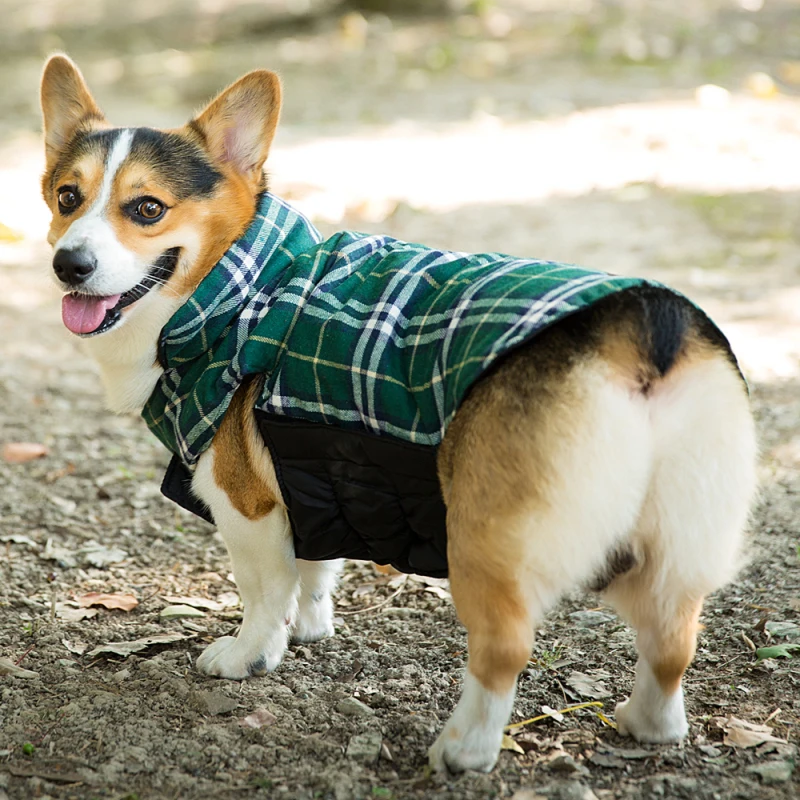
[429,287,756,772]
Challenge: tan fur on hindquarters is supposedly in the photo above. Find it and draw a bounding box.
[428,318,659,772]
[440,340,644,698]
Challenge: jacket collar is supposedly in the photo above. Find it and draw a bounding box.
[157,191,322,369]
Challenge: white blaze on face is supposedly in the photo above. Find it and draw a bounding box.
[54,129,148,296]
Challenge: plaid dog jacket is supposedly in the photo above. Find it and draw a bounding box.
[143,192,648,575]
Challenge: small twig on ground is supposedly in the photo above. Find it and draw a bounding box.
[15,643,35,666]
[684,654,744,684]
[34,710,68,746]
[505,701,605,733]
[140,584,163,605]
[336,581,407,616]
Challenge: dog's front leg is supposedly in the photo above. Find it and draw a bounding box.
[192,451,299,679]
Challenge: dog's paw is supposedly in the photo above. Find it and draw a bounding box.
[428,671,513,773]
[196,635,285,679]
[292,592,335,643]
[428,724,500,774]
[615,696,688,743]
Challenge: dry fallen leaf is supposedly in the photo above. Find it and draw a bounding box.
[566,671,612,700]
[764,620,800,639]
[86,632,189,659]
[541,705,565,723]
[160,605,206,620]
[372,563,400,576]
[510,731,544,753]
[0,534,38,548]
[715,716,787,748]
[501,734,525,755]
[0,657,39,678]
[162,595,224,611]
[78,543,128,568]
[55,602,99,622]
[2,442,48,464]
[77,592,138,612]
[239,708,278,729]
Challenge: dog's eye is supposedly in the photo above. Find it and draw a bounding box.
[57,189,78,211]
[135,199,165,222]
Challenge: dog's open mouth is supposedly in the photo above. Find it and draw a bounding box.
[61,248,180,337]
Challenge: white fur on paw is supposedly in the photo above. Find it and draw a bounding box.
[292,594,335,643]
[428,672,514,774]
[615,659,689,743]
[196,635,285,679]
[615,695,689,743]
[428,725,500,774]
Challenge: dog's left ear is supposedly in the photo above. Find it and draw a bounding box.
[40,54,105,167]
[190,70,282,187]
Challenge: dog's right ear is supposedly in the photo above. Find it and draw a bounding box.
[189,70,282,189]
[40,55,105,167]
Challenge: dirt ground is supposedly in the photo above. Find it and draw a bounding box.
[1,1,800,798]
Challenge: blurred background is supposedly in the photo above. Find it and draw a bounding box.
[2,0,800,381]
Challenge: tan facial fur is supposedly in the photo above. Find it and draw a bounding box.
[39,54,282,415]
[40,54,281,320]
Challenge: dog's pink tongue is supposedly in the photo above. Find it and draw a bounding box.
[61,293,122,335]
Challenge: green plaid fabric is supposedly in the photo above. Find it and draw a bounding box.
[143,192,647,467]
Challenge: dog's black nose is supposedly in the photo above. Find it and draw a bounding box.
[53,248,96,286]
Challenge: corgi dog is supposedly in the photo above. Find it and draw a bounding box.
[39,54,757,774]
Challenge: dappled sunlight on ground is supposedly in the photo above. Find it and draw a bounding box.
[272,96,800,216]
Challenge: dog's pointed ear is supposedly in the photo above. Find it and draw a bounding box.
[40,55,104,165]
[189,70,281,185]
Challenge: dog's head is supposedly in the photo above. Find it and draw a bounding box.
[40,55,281,338]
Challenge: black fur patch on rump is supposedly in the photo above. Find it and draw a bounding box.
[130,128,221,199]
[633,285,742,381]
[639,287,690,377]
[547,285,743,385]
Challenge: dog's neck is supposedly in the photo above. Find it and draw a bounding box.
[82,210,256,415]
[80,193,272,416]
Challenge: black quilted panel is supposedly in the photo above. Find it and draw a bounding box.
[256,411,449,577]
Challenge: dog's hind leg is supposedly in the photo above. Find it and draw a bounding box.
[605,352,757,742]
[293,559,343,643]
[429,355,654,773]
